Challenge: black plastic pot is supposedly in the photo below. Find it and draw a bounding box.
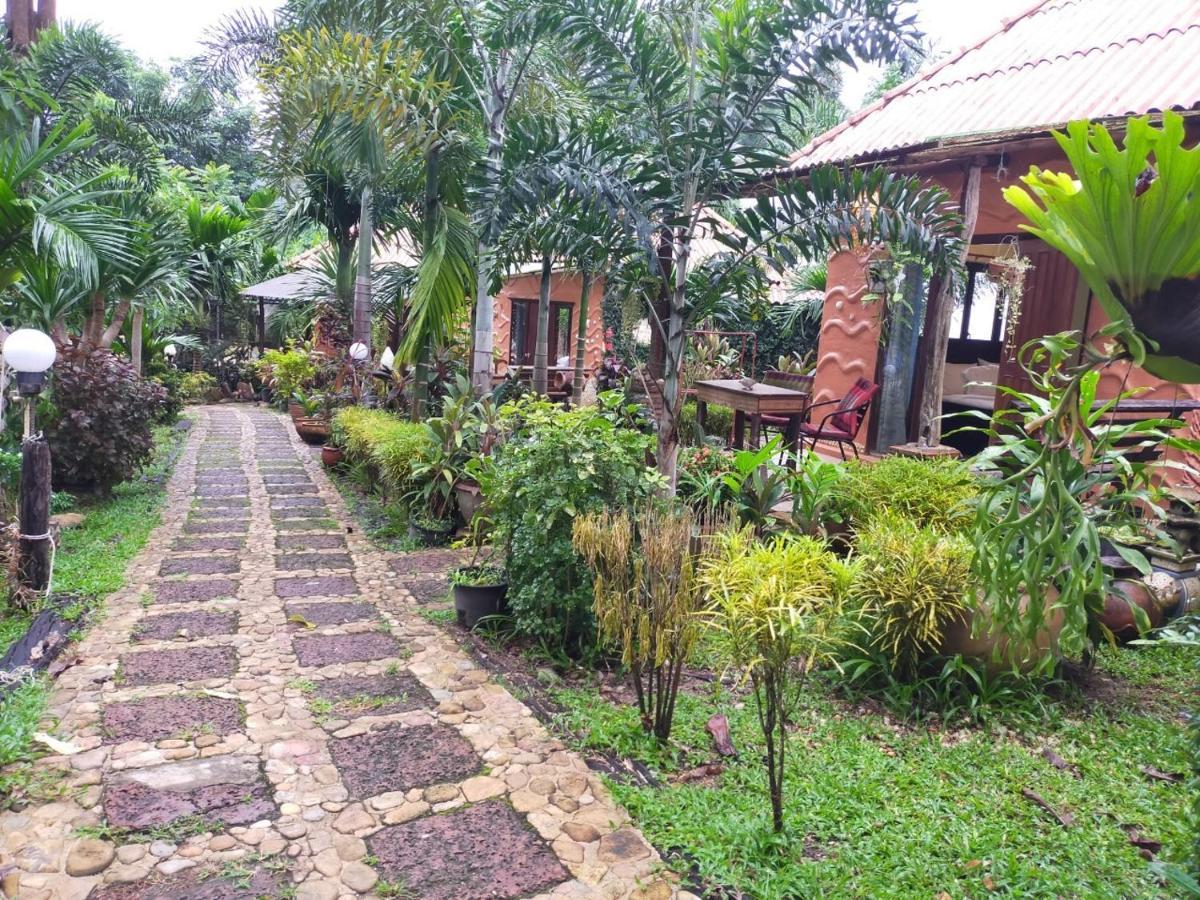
[408,518,455,546]
[453,579,509,630]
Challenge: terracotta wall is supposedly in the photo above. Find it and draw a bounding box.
[811,138,1200,471]
[491,270,606,379]
[812,249,883,438]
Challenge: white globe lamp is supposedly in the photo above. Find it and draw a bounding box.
[349,342,370,364]
[164,343,178,360]
[5,328,57,397]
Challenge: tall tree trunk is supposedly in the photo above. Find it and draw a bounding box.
[99,299,131,350]
[335,237,356,304]
[33,0,53,33]
[130,305,144,375]
[532,253,552,396]
[916,163,982,443]
[646,231,673,381]
[7,0,31,52]
[470,60,512,396]
[410,147,441,421]
[353,185,373,349]
[572,267,594,405]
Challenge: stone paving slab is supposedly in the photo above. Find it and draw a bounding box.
[276,552,352,571]
[158,556,240,577]
[285,601,375,626]
[0,406,680,900]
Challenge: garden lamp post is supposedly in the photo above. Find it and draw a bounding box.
[4,328,57,592]
[164,343,177,368]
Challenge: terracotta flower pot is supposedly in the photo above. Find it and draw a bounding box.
[939,587,1064,673]
[294,417,331,445]
[321,445,344,467]
[288,402,303,420]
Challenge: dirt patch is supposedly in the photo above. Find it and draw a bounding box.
[89,866,286,899]
[265,484,318,496]
[154,579,238,604]
[313,673,432,718]
[159,556,240,577]
[331,722,480,798]
[367,799,568,900]
[119,646,238,686]
[388,549,467,577]
[102,695,243,743]
[172,536,246,552]
[276,552,352,571]
[133,610,238,642]
[277,533,346,551]
[274,575,358,598]
[293,633,401,668]
[182,520,249,535]
[285,601,375,626]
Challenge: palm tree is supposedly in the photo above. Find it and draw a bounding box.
[546,0,966,488]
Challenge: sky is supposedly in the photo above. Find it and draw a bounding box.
[60,0,1033,105]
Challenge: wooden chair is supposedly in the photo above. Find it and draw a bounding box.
[757,370,815,446]
[800,378,879,460]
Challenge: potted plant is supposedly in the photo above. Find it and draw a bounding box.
[450,562,508,629]
[293,392,332,445]
[408,507,456,545]
[321,442,344,467]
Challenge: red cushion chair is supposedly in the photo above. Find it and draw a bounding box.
[799,378,879,460]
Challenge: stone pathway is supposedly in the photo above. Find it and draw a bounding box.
[0,406,679,900]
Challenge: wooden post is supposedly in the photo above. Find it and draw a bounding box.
[257,298,266,351]
[18,435,51,593]
[915,162,982,444]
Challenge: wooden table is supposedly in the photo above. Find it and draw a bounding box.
[694,379,811,457]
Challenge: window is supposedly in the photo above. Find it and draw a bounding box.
[950,265,1006,343]
[509,299,573,368]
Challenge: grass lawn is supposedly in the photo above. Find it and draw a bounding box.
[551,642,1195,898]
[0,423,186,792]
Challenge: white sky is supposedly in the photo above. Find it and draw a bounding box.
[61,0,1032,105]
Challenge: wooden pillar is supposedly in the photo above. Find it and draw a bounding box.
[915,162,982,444]
[18,435,51,592]
[257,298,266,351]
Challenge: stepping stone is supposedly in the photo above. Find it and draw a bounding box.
[265,483,318,495]
[276,552,352,571]
[367,799,568,900]
[195,485,249,498]
[275,575,357,598]
[261,474,312,484]
[102,755,275,832]
[154,579,238,604]
[293,633,401,668]
[313,673,432,718]
[102,695,242,743]
[407,577,450,605]
[173,536,245,552]
[271,506,331,520]
[193,498,249,510]
[119,646,237,686]
[271,496,326,508]
[159,556,240,577]
[90,866,285,899]
[331,723,479,799]
[133,610,238,642]
[285,601,375,626]
[389,549,467,577]
[274,518,338,532]
[277,533,346,551]
[183,520,249,535]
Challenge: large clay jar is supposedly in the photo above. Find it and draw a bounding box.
[939,587,1064,673]
[1100,579,1165,643]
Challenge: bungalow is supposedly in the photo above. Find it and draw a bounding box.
[786,0,1200,468]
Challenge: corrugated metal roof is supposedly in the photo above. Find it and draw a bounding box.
[789,0,1200,169]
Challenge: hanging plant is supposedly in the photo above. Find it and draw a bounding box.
[987,238,1033,356]
[1003,112,1200,383]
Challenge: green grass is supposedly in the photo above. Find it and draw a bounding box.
[328,465,421,552]
[0,424,186,799]
[551,643,1197,898]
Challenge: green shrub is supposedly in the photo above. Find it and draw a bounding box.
[833,455,978,532]
[259,347,316,402]
[849,510,973,678]
[179,372,218,403]
[678,400,734,447]
[481,401,657,658]
[45,350,167,492]
[148,369,185,423]
[332,407,426,495]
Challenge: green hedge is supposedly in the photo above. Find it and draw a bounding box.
[678,400,734,447]
[332,407,426,495]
